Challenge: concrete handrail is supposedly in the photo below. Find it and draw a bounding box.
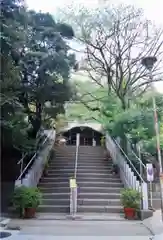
[105,133,149,210]
[16,131,53,181]
[74,133,80,179]
[15,130,56,187]
[114,139,145,182]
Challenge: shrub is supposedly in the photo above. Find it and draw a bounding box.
[120,188,141,209]
[12,186,42,216]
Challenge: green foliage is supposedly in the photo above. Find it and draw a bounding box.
[120,188,141,209]
[1,0,75,159]
[66,79,108,122]
[103,92,163,157]
[12,186,42,210]
[142,135,163,155]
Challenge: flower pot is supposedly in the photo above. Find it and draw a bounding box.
[24,208,36,218]
[124,207,136,219]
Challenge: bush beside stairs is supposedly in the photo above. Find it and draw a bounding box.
[38,146,124,215]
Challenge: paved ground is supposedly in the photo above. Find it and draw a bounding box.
[5,219,153,239]
[5,235,153,240]
[4,210,163,240]
[36,213,126,221]
[143,210,163,235]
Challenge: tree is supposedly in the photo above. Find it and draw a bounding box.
[17,11,75,138]
[65,79,108,122]
[0,0,76,213]
[1,0,27,152]
[1,1,75,147]
[104,92,163,158]
[59,3,163,109]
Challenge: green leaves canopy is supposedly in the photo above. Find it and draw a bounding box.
[1,0,75,153]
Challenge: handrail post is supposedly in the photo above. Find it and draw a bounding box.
[74,133,80,179]
[70,133,79,218]
[69,178,77,218]
[15,130,54,186]
[20,153,24,184]
[105,133,149,211]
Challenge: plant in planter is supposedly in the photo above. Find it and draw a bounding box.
[12,186,42,218]
[120,188,141,220]
[23,187,42,218]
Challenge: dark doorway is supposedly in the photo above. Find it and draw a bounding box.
[63,126,103,146]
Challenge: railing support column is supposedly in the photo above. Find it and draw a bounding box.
[142,182,149,210]
[70,178,77,217]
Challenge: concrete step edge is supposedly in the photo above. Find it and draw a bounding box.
[40,182,122,185]
[42,198,121,202]
[41,178,121,181]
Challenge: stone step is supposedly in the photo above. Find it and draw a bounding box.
[39,186,122,194]
[76,172,115,178]
[46,169,75,174]
[77,181,123,188]
[48,163,113,168]
[41,177,121,183]
[42,199,69,205]
[52,159,110,164]
[76,177,121,182]
[38,205,69,213]
[38,205,123,214]
[47,166,113,171]
[46,169,113,175]
[42,198,121,206]
[42,172,73,177]
[40,181,123,188]
[40,177,72,183]
[78,192,121,199]
[45,172,114,178]
[78,199,121,206]
[42,192,121,200]
[55,154,106,158]
[42,193,69,199]
[77,205,123,213]
[78,186,122,194]
[55,152,106,159]
[39,187,69,193]
[39,182,69,187]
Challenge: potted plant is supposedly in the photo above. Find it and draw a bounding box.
[23,187,42,218]
[120,188,141,220]
[12,186,42,218]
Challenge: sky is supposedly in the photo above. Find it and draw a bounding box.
[26,0,163,92]
[26,0,163,26]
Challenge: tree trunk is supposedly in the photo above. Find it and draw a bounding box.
[120,134,127,154]
[28,102,42,139]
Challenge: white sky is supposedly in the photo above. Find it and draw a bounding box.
[26,0,163,92]
[26,0,163,26]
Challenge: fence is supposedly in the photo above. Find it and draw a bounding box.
[105,133,149,210]
[15,130,56,187]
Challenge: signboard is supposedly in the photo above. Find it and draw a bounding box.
[70,178,77,188]
[160,173,163,184]
[146,163,154,182]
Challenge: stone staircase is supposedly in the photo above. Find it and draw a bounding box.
[38,146,76,213]
[77,146,123,213]
[38,145,124,215]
